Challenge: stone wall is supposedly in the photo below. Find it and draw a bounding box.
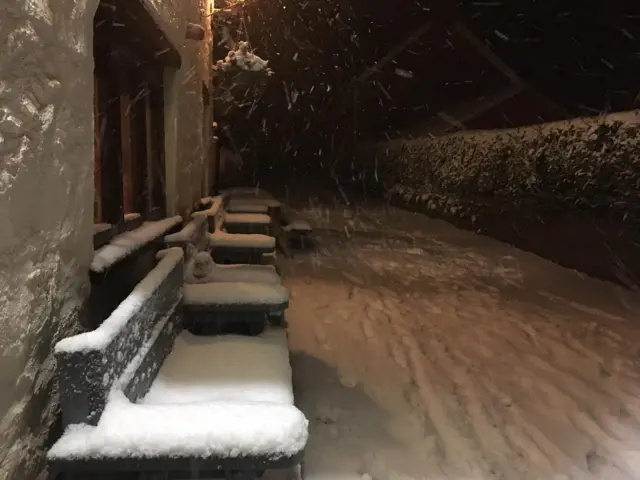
[355,111,640,285]
[0,0,212,478]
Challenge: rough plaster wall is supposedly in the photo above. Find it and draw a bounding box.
[0,0,96,478]
[147,0,213,217]
[0,0,212,478]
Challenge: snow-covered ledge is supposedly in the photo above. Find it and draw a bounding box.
[91,216,183,273]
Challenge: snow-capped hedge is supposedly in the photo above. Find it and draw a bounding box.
[360,120,640,221]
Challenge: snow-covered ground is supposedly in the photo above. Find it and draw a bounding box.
[277,200,640,480]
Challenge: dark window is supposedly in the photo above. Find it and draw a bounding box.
[92,0,180,226]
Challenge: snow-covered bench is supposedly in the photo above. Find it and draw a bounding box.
[223,189,281,215]
[183,251,288,336]
[48,248,307,479]
[279,207,313,250]
[183,281,289,336]
[166,212,276,265]
[225,200,270,214]
[186,251,281,286]
[223,212,272,235]
[209,214,276,265]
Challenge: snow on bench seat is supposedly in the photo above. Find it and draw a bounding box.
[144,330,293,405]
[224,213,272,225]
[48,330,308,461]
[284,220,312,233]
[48,397,308,461]
[183,282,289,308]
[225,201,270,214]
[210,231,276,250]
[186,261,281,285]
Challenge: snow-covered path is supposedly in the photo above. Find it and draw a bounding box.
[280,201,640,480]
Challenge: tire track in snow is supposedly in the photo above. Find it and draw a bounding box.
[422,333,527,479]
[452,314,638,479]
[384,297,496,478]
[446,341,594,480]
[520,362,638,479]
[483,315,640,431]
[405,295,598,479]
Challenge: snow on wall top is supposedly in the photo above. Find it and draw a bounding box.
[55,248,184,354]
[91,216,183,273]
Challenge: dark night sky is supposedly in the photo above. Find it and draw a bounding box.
[213,0,640,170]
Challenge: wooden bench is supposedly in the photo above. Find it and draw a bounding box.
[182,235,286,335]
[168,212,277,266]
[225,201,270,214]
[223,212,272,235]
[185,251,282,286]
[183,281,289,336]
[209,214,276,265]
[223,189,282,217]
[47,248,307,480]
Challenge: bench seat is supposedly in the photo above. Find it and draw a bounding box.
[186,263,281,285]
[225,201,270,214]
[283,220,312,234]
[183,282,289,310]
[223,213,272,235]
[144,330,294,405]
[209,231,276,265]
[224,213,271,226]
[209,231,275,251]
[183,282,289,335]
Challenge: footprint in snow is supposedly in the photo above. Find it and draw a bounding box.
[339,371,358,389]
[314,324,330,349]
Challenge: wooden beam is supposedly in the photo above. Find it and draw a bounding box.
[93,75,103,223]
[120,93,134,214]
[355,23,432,83]
[440,83,525,131]
[454,21,522,86]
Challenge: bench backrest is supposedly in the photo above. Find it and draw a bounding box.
[165,215,209,255]
[54,248,185,427]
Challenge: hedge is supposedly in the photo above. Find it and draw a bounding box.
[358,121,640,221]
